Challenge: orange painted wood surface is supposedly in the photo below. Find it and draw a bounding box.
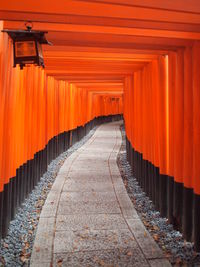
[0,32,123,192]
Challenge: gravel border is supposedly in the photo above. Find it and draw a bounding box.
[117,125,200,266]
[0,127,97,267]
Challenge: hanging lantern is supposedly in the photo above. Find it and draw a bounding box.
[2,22,52,69]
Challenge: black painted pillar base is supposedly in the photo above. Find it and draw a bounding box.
[173,182,183,231]
[182,187,193,240]
[194,194,200,252]
[10,178,17,220]
[154,167,160,211]
[159,174,168,217]
[125,135,200,252]
[167,176,174,224]
[2,183,11,237]
[0,191,3,238]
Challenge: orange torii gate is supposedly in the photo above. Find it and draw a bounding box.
[0,0,200,251]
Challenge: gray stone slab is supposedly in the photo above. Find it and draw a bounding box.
[36,217,55,233]
[56,214,128,231]
[60,191,117,203]
[58,165,74,175]
[127,219,163,259]
[45,191,60,205]
[67,172,110,181]
[57,200,121,215]
[112,176,126,187]
[109,160,120,167]
[110,170,122,177]
[89,138,116,143]
[76,159,108,164]
[79,151,111,156]
[83,145,113,150]
[54,229,136,253]
[71,160,108,170]
[51,174,66,192]
[31,262,51,267]
[91,143,116,148]
[30,219,55,266]
[68,169,110,176]
[67,175,112,183]
[114,184,127,194]
[87,145,115,151]
[59,158,75,169]
[117,193,139,219]
[109,158,117,164]
[53,247,149,267]
[70,167,110,172]
[78,154,110,160]
[40,202,58,218]
[62,180,113,192]
[149,258,172,267]
[110,166,121,176]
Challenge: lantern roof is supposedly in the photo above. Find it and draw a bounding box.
[2,28,52,45]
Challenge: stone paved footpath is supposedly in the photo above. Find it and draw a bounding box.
[30,121,171,267]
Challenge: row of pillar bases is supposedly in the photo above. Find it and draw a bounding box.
[126,138,200,252]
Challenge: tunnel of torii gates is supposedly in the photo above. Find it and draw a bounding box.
[0,0,200,251]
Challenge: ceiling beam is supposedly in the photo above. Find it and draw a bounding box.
[1,0,200,24]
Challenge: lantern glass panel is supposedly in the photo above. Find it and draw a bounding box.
[15,41,37,57]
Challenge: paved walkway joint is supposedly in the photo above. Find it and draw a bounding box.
[31,121,171,267]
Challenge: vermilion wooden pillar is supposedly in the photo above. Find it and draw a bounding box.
[182,46,193,240]
[192,41,200,251]
[173,49,184,229]
[167,51,176,223]
[157,56,168,217]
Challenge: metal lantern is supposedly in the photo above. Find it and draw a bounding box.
[2,23,51,69]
